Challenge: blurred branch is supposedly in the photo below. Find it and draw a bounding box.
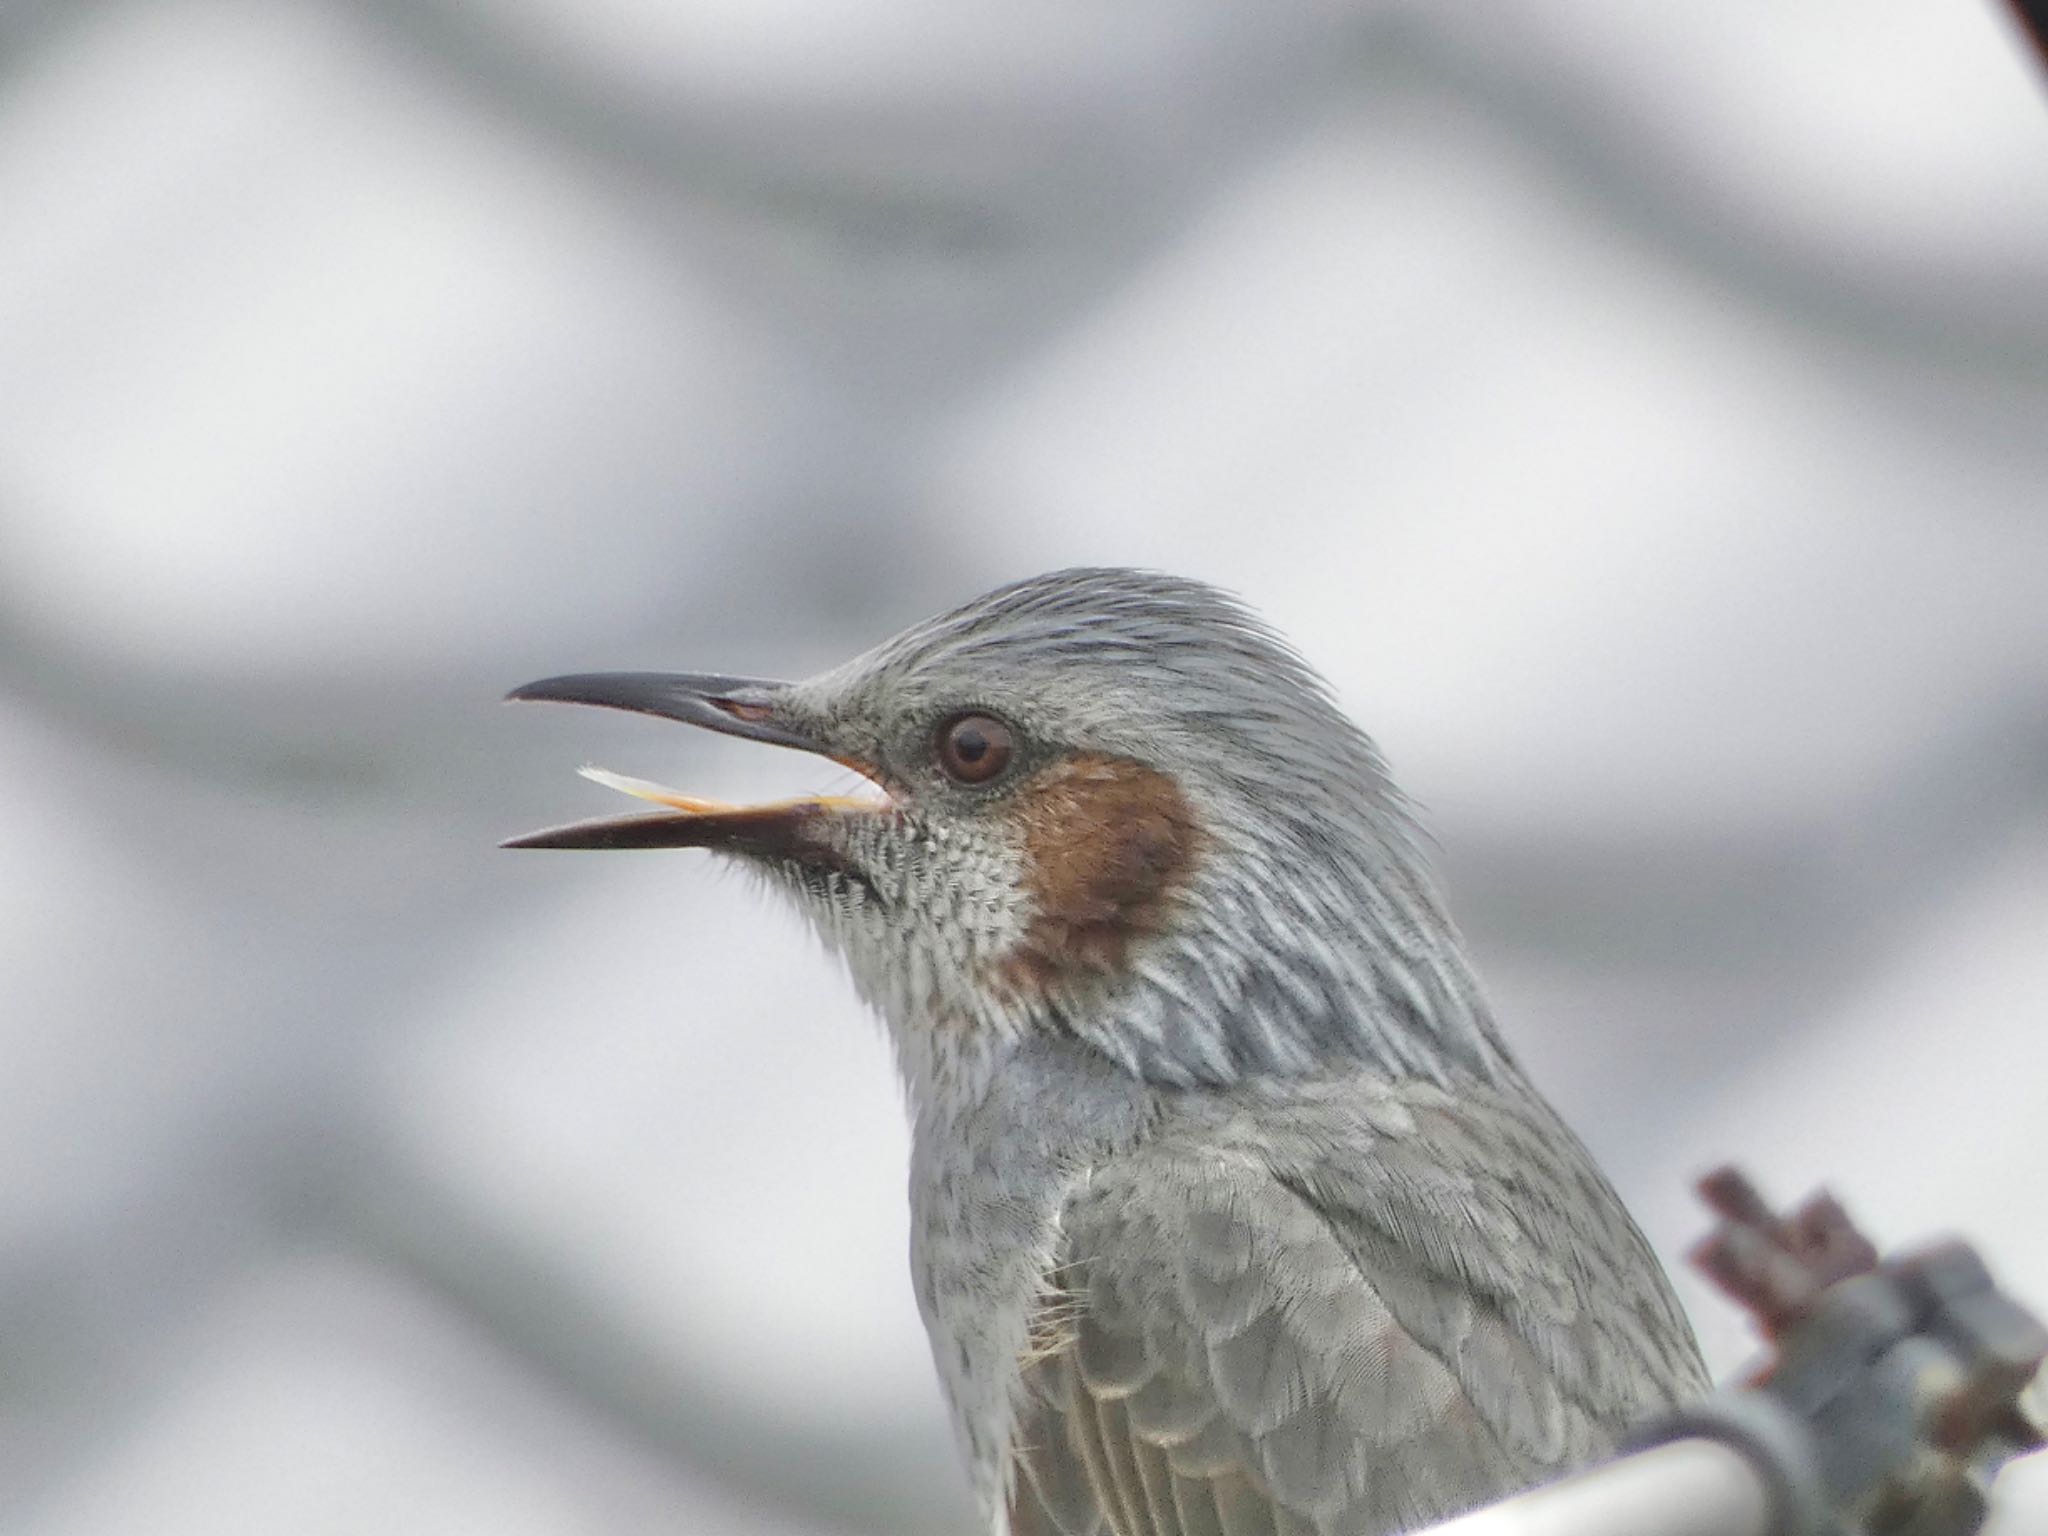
[325,0,1354,401]
[0,0,113,77]
[1369,13,2048,387]
[332,0,2048,390]
[320,1138,975,1536]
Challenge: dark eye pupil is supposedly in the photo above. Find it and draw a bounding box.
[938,713,1012,784]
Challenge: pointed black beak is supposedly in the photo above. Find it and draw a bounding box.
[502,670,879,853]
[504,671,812,751]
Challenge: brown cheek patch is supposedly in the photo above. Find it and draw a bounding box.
[998,753,1202,993]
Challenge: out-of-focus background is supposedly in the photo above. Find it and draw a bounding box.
[2,1,2046,1532]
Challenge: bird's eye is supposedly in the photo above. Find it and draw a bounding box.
[936,713,1014,785]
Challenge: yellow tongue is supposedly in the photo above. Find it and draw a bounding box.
[578,766,736,815]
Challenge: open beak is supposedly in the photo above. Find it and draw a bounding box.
[501,671,885,853]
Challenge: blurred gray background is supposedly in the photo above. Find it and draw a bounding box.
[3,1,2046,1531]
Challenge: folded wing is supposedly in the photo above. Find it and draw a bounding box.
[1008,1080,1708,1536]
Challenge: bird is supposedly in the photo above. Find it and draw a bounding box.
[504,567,1710,1536]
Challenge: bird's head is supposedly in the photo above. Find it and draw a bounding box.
[507,569,1506,1105]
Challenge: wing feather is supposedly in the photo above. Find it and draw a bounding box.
[1166,1470,1227,1536]
[1005,1077,1708,1536]
[1093,1395,1161,1536]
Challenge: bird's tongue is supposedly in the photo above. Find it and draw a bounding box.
[501,766,881,851]
[576,765,740,815]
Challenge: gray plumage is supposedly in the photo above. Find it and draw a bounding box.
[508,567,1712,1536]
[997,1056,1705,1536]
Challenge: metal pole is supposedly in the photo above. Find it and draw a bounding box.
[1419,1169,2048,1536]
[1414,1439,1773,1536]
